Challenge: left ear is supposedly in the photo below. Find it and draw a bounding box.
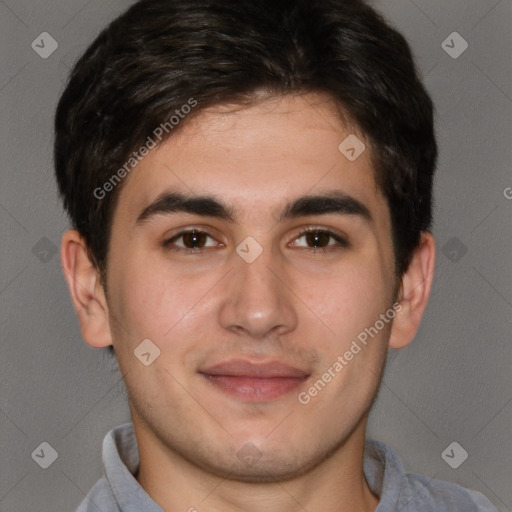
[389,232,436,349]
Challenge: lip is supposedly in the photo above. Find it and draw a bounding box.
[199,359,310,402]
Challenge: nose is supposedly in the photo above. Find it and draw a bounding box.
[217,244,298,340]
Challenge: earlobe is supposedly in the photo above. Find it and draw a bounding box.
[60,229,112,348]
[389,232,436,349]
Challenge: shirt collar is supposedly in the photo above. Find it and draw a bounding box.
[103,422,163,512]
[363,438,405,510]
[104,423,403,511]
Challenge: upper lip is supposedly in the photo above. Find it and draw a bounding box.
[199,359,310,379]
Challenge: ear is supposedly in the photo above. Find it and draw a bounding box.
[60,229,112,348]
[389,232,436,349]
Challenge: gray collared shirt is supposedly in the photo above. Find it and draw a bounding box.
[76,423,499,512]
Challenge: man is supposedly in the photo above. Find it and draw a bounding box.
[54,0,499,510]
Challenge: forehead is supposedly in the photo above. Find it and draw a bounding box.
[115,93,385,222]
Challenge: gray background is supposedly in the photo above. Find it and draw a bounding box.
[1,0,511,510]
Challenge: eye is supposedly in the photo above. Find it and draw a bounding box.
[289,228,348,251]
[163,229,221,251]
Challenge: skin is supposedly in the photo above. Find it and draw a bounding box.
[61,93,435,512]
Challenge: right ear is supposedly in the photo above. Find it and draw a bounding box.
[60,229,112,348]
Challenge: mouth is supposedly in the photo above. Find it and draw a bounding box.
[199,359,310,402]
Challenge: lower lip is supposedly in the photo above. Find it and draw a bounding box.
[201,374,307,402]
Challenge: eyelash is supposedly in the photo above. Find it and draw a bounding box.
[162,227,349,253]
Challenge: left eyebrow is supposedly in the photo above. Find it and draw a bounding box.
[280,191,372,223]
[135,190,372,226]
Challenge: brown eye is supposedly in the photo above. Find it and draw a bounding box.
[181,230,208,249]
[305,231,331,248]
[164,229,219,251]
[290,229,349,250]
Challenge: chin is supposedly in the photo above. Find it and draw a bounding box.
[192,438,340,484]
[204,455,319,484]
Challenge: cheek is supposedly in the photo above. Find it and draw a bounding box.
[107,251,174,341]
[108,249,219,344]
[300,259,393,351]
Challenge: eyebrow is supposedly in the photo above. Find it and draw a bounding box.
[135,190,372,225]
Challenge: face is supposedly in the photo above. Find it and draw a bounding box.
[104,93,398,481]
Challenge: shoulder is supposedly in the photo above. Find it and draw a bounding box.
[75,477,119,512]
[364,439,499,512]
[398,472,500,512]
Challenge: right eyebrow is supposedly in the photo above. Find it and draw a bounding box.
[135,192,236,225]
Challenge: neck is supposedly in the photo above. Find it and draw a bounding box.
[134,414,379,512]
